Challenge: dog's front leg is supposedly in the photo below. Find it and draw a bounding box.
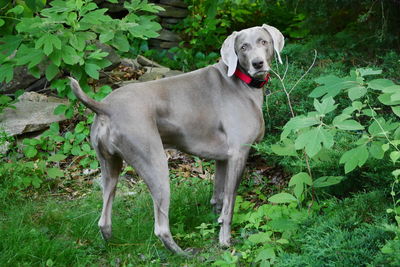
[217,149,249,247]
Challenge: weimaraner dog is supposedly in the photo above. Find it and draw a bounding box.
[70,24,284,255]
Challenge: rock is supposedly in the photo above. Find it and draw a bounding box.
[160,0,188,8]
[136,55,164,68]
[160,41,180,49]
[0,141,11,156]
[138,72,164,82]
[0,65,45,94]
[149,38,180,49]
[121,58,142,69]
[144,66,171,75]
[119,80,140,87]
[162,18,181,24]
[161,21,177,30]
[158,4,188,18]
[0,92,68,137]
[157,29,182,42]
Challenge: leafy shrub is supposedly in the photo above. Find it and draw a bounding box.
[0,0,164,195]
[0,0,162,92]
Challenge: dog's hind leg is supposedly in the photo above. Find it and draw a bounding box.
[211,160,227,214]
[97,153,123,240]
[120,135,185,255]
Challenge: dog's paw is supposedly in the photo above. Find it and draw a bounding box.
[99,225,112,241]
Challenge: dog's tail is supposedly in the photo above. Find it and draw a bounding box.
[69,77,108,115]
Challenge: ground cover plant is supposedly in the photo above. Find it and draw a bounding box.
[1,0,400,266]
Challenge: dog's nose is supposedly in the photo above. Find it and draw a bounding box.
[252,59,264,70]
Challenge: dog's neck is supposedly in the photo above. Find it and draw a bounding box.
[234,67,270,88]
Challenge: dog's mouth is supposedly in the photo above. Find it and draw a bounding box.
[253,70,269,79]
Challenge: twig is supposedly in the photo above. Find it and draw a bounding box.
[270,50,319,205]
[288,49,318,94]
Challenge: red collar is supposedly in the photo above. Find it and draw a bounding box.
[234,69,270,88]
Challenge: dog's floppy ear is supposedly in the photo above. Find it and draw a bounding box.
[262,24,285,64]
[220,31,238,77]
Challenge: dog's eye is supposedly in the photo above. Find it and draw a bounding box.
[261,40,267,45]
[240,44,247,50]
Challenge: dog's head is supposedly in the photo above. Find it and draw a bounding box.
[221,24,284,78]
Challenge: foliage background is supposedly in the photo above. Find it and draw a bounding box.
[1,0,400,266]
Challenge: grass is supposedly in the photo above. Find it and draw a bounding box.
[0,176,223,266]
[1,173,399,266]
[275,191,398,267]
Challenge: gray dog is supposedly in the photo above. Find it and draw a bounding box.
[70,24,284,255]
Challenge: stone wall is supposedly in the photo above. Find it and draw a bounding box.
[95,0,188,50]
[148,0,188,50]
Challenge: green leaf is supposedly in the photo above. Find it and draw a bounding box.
[313,176,343,188]
[16,45,45,68]
[390,151,400,164]
[255,247,275,262]
[45,63,59,81]
[271,139,297,156]
[84,63,100,79]
[368,118,398,137]
[90,161,99,169]
[35,34,62,56]
[75,122,85,133]
[295,127,334,158]
[368,79,395,90]
[61,45,80,65]
[289,172,312,199]
[25,146,38,158]
[339,145,369,173]
[65,107,74,118]
[111,32,130,52]
[0,19,4,27]
[69,32,86,51]
[268,193,297,203]
[313,97,337,115]
[49,49,62,66]
[0,63,14,83]
[7,5,24,15]
[357,68,382,77]
[309,75,356,99]
[382,143,390,152]
[392,169,400,178]
[47,167,64,178]
[248,232,271,244]
[281,115,320,139]
[333,114,351,124]
[333,119,364,130]
[47,154,67,162]
[369,142,385,159]
[29,66,41,78]
[348,86,367,100]
[82,143,91,152]
[289,172,312,187]
[0,36,23,61]
[88,49,109,60]
[391,93,400,102]
[0,95,12,105]
[54,104,67,115]
[378,93,400,106]
[392,106,400,117]
[71,145,82,156]
[100,31,115,43]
